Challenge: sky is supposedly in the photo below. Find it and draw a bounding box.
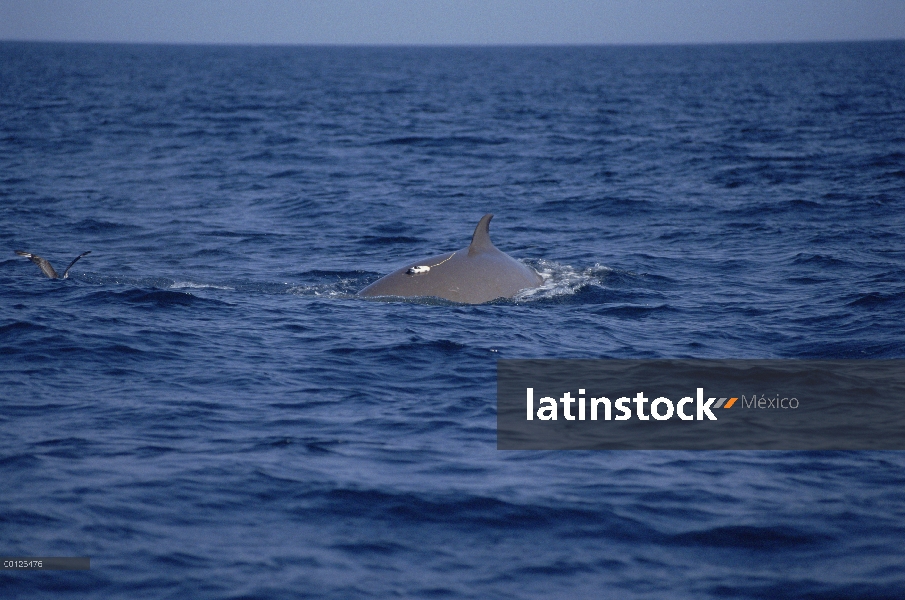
[1,0,904,46]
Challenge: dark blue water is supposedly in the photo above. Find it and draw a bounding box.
[2,41,905,598]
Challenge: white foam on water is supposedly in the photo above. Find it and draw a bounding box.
[169,281,235,291]
[515,259,612,302]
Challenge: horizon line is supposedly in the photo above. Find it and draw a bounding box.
[2,37,904,49]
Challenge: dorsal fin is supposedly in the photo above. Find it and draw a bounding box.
[468,214,495,255]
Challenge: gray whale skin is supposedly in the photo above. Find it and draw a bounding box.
[358,214,542,304]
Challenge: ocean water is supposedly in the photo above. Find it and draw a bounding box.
[1,41,905,598]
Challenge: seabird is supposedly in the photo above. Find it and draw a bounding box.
[15,250,91,279]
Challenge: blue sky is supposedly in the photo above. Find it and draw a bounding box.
[1,0,903,45]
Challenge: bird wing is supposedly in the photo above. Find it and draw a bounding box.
[15,251,58,278]
[62,251,91,279]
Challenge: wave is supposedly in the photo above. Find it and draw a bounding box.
[84,288,230,308]
[374,135,509,147]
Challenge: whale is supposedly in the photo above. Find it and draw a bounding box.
[358,214,542,304]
